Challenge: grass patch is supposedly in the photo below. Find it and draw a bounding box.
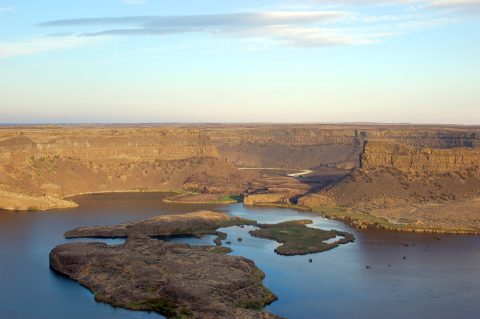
[250,220,354,256]
[163,193,243,204]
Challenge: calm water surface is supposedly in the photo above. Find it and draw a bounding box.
[1,193,480,319]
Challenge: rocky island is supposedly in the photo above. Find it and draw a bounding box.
[51,209,356,317]
[53,210,282,318]
[65,210,256,245]
[50,235,280,319]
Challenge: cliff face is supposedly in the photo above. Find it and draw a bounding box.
[0,127,234,210]
[299,135,480,233]
[204,125,480,170]
[2,124,480,215]
[360,128,480,148]
[205,126,363,169]
[0,127,218,163]
[361,141,480,173]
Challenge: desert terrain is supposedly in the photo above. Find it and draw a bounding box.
[1,124,480,233]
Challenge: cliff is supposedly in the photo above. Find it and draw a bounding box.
[204,124,480,170]
[299,138,480,233]
[3,124,480,219]
[0,126,239,210]
[361,141,480,173]
[204,125,363,169]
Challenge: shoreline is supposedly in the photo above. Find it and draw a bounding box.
[242,201,480,235]
[307,205,480,236]
[3,190,480,236]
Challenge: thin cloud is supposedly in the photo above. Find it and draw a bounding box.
[427,0,480,13]
[37,12,346,28]
[303,0,480,10]
[36,11,391,47]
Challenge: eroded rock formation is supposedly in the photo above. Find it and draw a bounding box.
[65,210,256,239]
[50,236,280,319]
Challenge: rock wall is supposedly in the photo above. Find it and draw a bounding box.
[0,127,218,164]
[360,128,480,148]
[205,126,363,169]
[2,124,480,211]
[0,127,232,210]
[361,141,480,173]
[204,125,480,170]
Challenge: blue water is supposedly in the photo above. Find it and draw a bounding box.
[1,192,480,319]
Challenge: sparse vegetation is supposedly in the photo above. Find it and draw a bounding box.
[250,220,354,256]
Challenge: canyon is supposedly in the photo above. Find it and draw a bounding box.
[1,124,480,233]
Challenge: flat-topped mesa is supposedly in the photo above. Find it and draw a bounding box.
[205,125,480,169]
[360,128,480,148]
[361,141,480,173]
[0,128,219,164]
[65,210,256,239]
[50,236,281,319]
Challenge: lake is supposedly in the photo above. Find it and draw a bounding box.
[1,192,480,319]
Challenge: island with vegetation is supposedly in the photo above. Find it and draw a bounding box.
[250,220,354,256]
[163,193,242,204]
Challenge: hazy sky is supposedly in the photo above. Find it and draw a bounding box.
[0,0,479,124]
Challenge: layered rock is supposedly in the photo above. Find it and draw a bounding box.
[361,141,480,173]
[244,193,292,206]
[206,126,362,169]
[0,128,218,163]
[2,124,480,214]
[297,135,480,233]
[204,124,480,169]
[0,127,239,210]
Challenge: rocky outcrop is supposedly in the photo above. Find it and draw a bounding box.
[297,194,335,208]
[65,210,256,238]
[0,190,78,211]
[244,193,292,206]
[50,236,280,319]
[361,141,480,173]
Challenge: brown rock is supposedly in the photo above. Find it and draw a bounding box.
[65,210,256,238]
[50,236,281,319]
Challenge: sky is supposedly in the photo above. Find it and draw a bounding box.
[0,0,479,124]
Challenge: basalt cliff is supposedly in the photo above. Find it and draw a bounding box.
[2,124,480,233]
[298,137,480,233]
[0,126,252,210]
